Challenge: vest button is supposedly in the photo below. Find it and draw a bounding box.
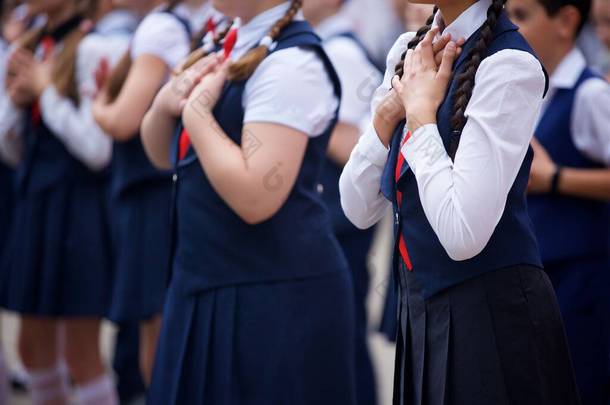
[394,212,399,225]
[316,183,324,194]
[172,174,178,182]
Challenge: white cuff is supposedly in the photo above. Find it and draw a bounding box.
[360,123,390,167]
[401,123,446,174]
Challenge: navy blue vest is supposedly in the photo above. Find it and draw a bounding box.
[528,68,610,263]
[109,10,190,196]
[171,21,347,291]
[319,30,381,235]
[381,13,544,298]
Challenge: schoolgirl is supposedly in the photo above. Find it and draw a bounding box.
[92,0,214,385]
[141,0,356,403]
[0,0,123,403]
[340,0,582,404]
[508,0,610,403]
[302,1,382,404]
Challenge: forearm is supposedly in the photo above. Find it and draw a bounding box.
[141,103,178,170]
[558,167,610,201]
[184,110,270,224]
[339,124,391,229]
[327,122,360,167]
[93,100,140,142]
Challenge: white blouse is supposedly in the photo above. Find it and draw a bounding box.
[315,12,383,130]
[339,0,546,261]
[541,47,610,166]
[234,2,339,137]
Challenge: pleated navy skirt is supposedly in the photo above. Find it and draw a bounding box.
[336,229,377,405]
[148,269,357,405]
[393,262,582,405]
[1,179,113,317]
[108,180,172,323]
[544,256,610,405]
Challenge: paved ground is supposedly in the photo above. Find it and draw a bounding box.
[2,215,397,405]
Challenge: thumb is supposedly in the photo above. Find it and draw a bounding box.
[437,41,457,80]
[391,75,404,95]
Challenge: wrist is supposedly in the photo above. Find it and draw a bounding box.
[549,165,562,194]
[406,110,437,134]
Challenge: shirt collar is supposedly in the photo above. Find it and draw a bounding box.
[95,10,139,36]
[431,0,492,43]
[232,2,304,60]
[549,47,587,90]
[315,11,354,40]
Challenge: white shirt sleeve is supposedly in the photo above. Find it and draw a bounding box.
[571,77,610,166]
[242,47,339,137]
[401,49,546,261]
[339,32,414,229]
[323,37,382,127]
[39,33,129,171]
[130,12,191,70]
[0,96,24,167]
[0,47,24,167]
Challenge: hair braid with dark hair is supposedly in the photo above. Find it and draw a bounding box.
[394,6,438,78]
[449,0,504,158]
[228,0,302,81]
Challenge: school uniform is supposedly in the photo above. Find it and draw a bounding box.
[0,15,116,316]
[528,48,610,405]
[0,38,14,259]
[315,11,382,405]
[340,1,581,404]
[107,4,214,323]
[148,4,356,404]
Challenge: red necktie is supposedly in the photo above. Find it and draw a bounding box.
[178,128,191,160]
[395,131,413,271]
[31,36,55,125]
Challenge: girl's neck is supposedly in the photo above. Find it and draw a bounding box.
[240,0,286,24]
[438,0,477,27]
[46,3,79,30]
[182,0,206,10]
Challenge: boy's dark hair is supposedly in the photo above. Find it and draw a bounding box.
[538,0,591,35]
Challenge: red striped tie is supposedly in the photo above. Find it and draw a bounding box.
[395,131,413,271]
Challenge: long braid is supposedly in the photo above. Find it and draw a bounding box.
[449,0,504,158]
[178,20,233,73]
[228,0,302,81]
[394,6,438,78]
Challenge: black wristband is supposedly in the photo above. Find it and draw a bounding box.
[550,166,562,195]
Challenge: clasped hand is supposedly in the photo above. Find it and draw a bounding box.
[153,51,230,119]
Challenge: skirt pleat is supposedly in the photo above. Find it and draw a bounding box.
[148,269,357,405]
[393,263,581,405]
[1,180,112,316]
[108,181,172,322]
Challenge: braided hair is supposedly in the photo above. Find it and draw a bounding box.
[228,0,302,81]
[394,0,506,159]
[178,20,233,73]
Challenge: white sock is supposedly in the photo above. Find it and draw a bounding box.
[74,374,118,405]
[27,363,70,405]
[0,350,8,404]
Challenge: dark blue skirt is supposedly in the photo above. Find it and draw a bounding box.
[108,180,172,323]
[148,269,357,405]
[393,263,581,405]
[1,179,113,317]
[545,256,610,405]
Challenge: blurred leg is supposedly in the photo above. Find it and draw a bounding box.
[64,319,117,405]
[140,315,162,386]
[18,317,69,405]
